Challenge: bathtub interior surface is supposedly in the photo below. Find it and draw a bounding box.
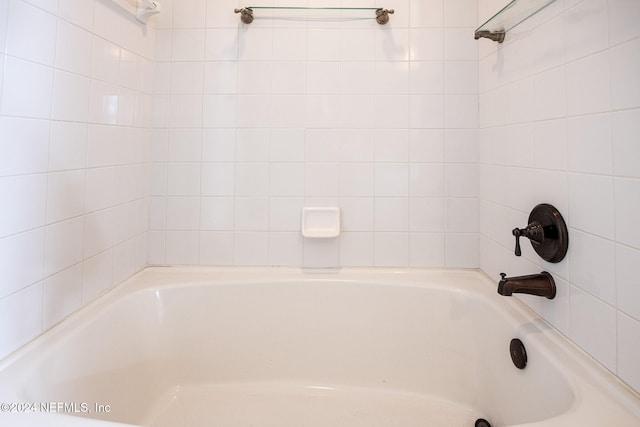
[1,267,639,427]
[145,382,480,427]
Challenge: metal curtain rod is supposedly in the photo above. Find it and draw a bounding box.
[233,6,395,25]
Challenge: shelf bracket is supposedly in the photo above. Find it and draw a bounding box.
[474,30,505,43]
[375,8,394,25]
[234,7,254,24]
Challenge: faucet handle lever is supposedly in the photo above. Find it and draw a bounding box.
[512,223,544,257]
[512,228,523,256]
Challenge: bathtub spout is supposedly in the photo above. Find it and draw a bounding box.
[497,272,556,299]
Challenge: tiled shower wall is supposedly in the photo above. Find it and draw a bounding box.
[478,0,640,392]
[0,0,637,398]
[149,0,481,268]
[0,0,154,359]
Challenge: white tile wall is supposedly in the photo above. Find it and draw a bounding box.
[479,0,640,393]
[151,0,479,269]
[0,0,636,398]
[0,0,154,360]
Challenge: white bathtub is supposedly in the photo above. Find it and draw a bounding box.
[0,267,639,426]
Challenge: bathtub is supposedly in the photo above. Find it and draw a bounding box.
[0,267,639,427]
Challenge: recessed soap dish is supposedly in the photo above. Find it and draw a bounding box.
[301,207,341,238]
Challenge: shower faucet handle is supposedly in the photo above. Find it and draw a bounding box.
[513,228,522,256]
[512,223,544,257]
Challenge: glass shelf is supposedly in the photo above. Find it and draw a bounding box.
[244,6,380,10]
[234,6,394,24]
[475,0,557,43]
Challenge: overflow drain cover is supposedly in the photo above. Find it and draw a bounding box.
[510,338,527,369]
[475,418,492,427]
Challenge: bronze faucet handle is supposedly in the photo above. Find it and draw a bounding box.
[512,228,523,256]
[512,223,544,257]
